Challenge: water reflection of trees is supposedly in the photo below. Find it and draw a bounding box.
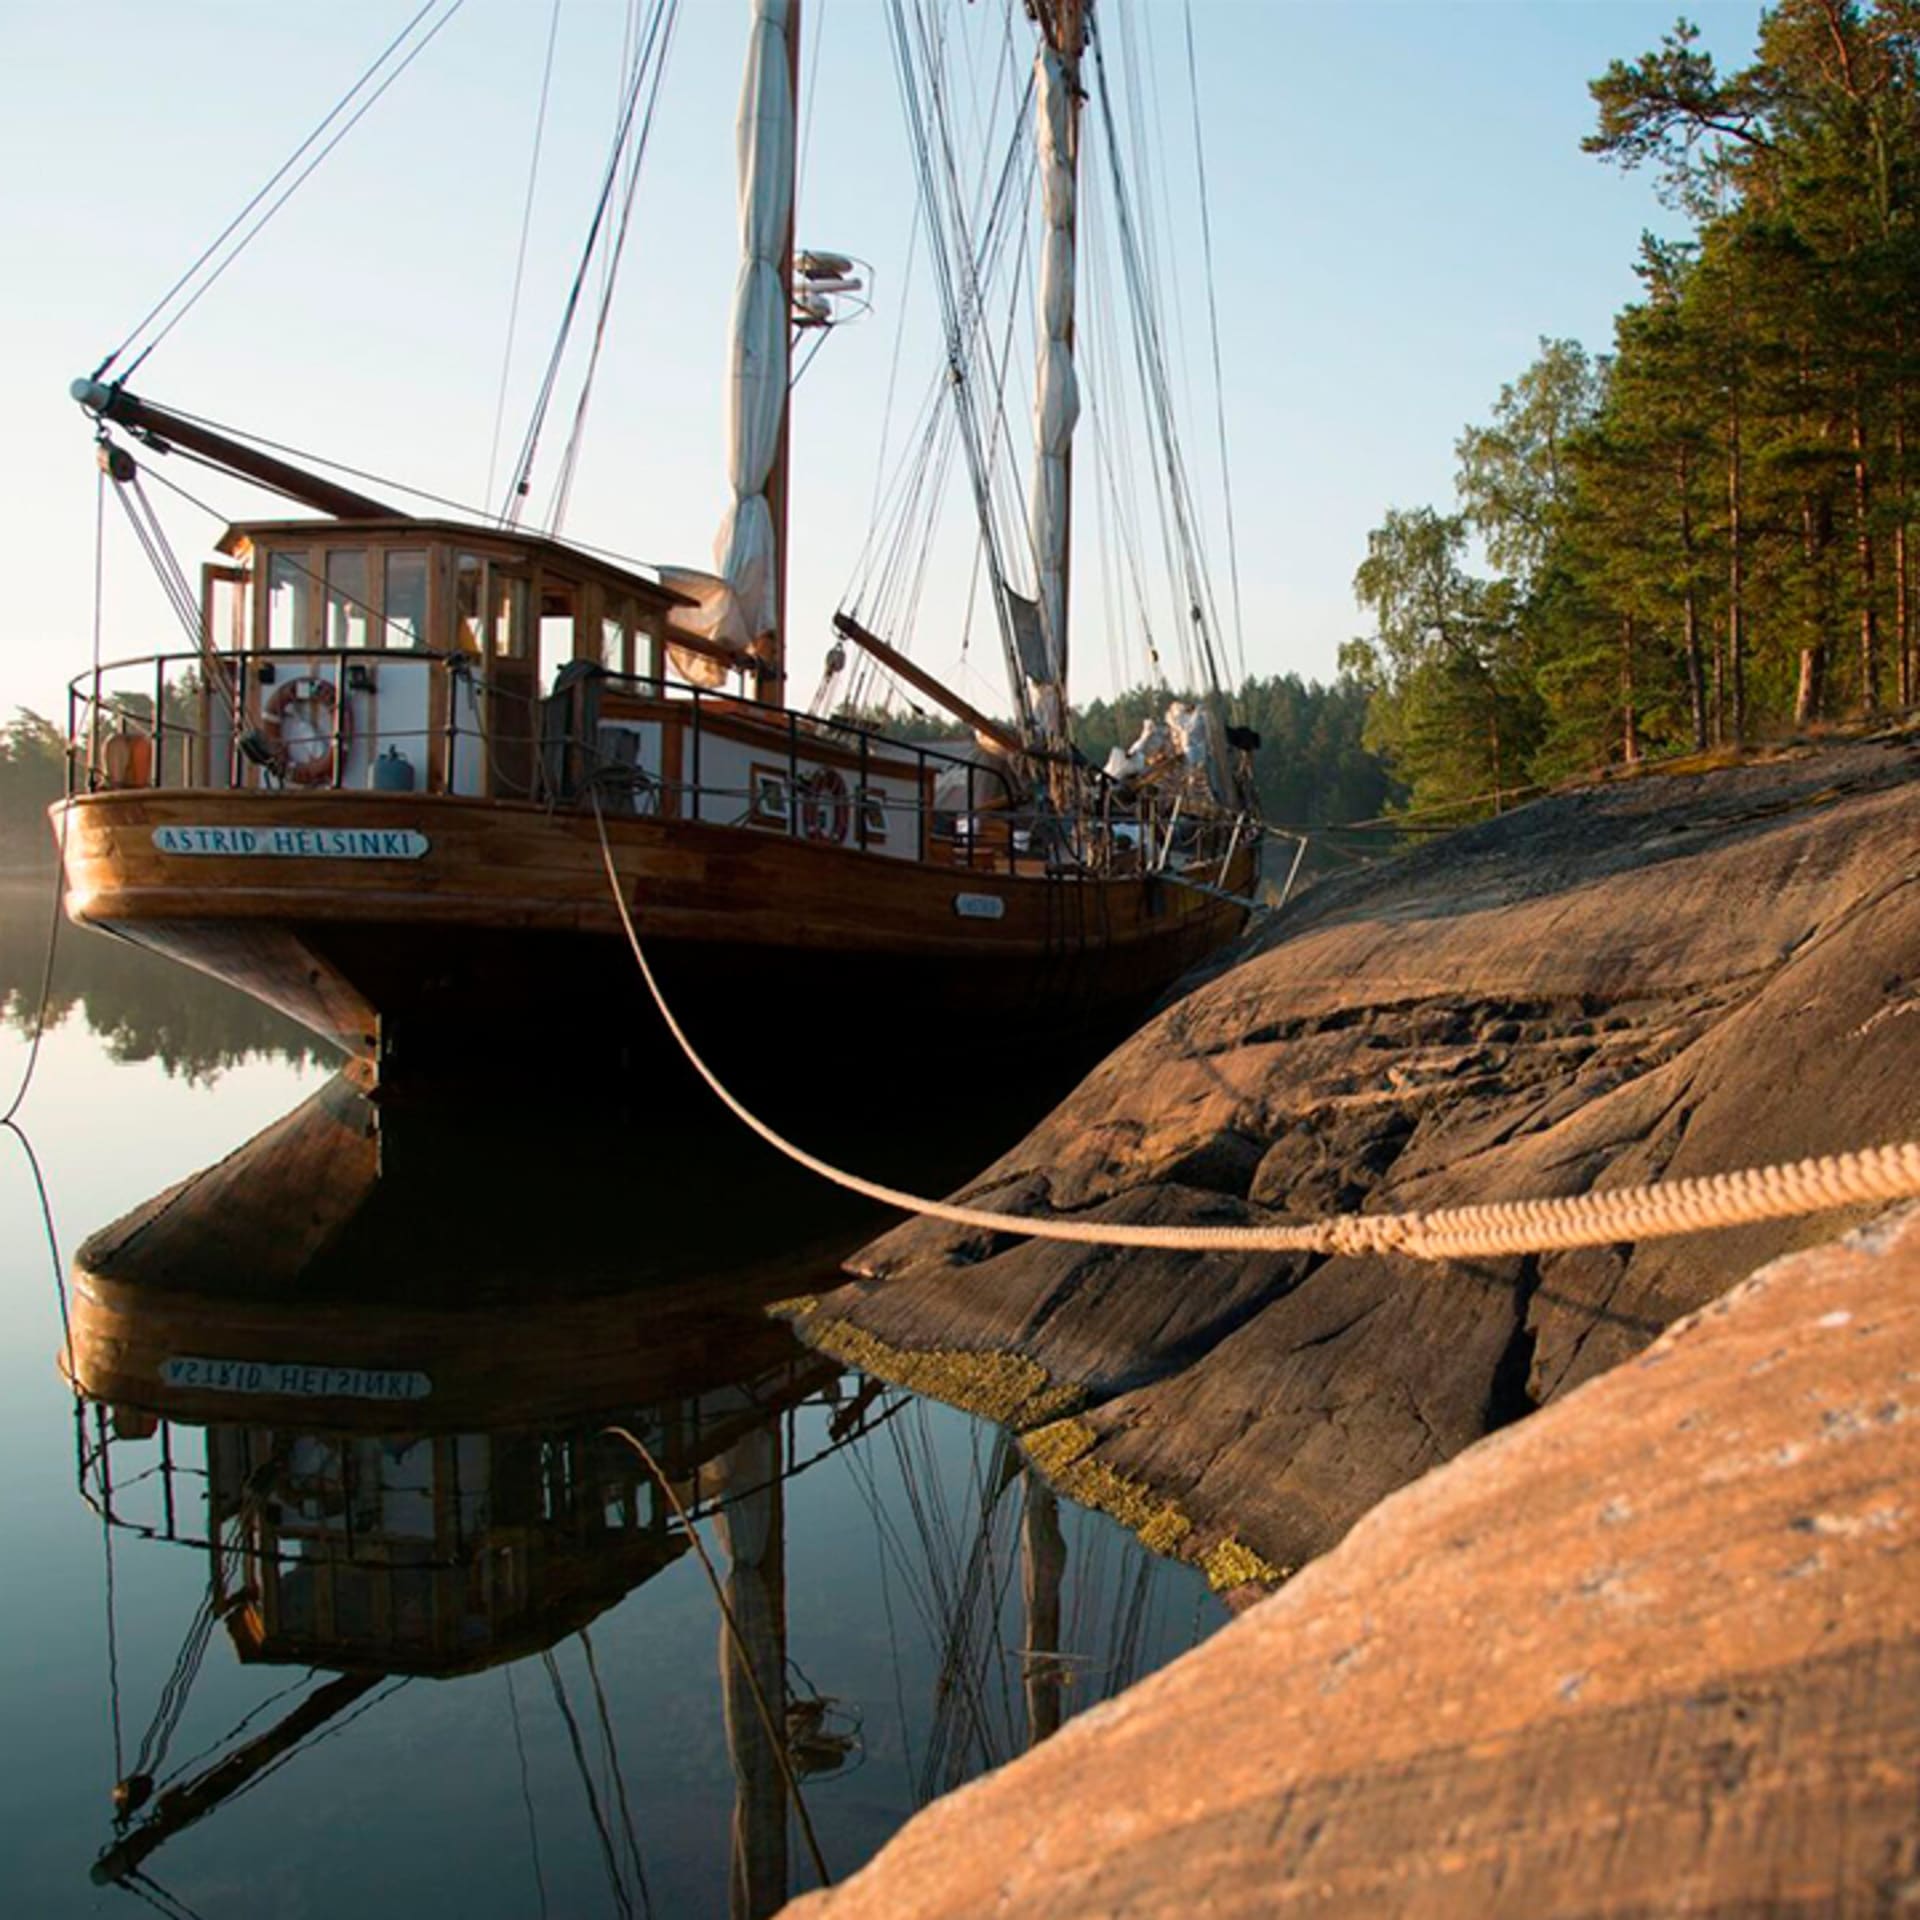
[0,881,332,1080]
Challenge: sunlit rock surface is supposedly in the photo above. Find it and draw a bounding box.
[783,734,1920,1586]
[781,1204,1920,1918]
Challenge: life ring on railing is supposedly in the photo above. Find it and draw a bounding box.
[800,766,850,844]
[261,676,349,786]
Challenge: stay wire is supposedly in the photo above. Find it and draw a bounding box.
[541,1647,635,1919]
[0,460,102,1130]
[504,1666,552,1920]
[94,0,445,381]
[1182,0,1247,686]
[122,1871,211,1920]
[115,1,468,385]
[580,1628,653,1919]
[602,1424,833,1888]
[485,0,567,513]
[547,0,681,535]
[500,9,662,525]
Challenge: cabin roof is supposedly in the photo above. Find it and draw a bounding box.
[219,516,696,610]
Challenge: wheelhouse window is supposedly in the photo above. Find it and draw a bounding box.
[384,549,428,649]
[539,578,578,687]
[454,553,485,654]
[325,550,370,649]
[267,552,313,649]
[601,594,634,676]
[492,573,528,659]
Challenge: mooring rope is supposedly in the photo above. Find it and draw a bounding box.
[588,794,1920,1260]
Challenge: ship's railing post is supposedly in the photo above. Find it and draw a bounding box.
[442,659,459,796]
[691,685,703,822]
[151,656,165,788]
[857,731,870,852]
[787,712,800,838]
[332,654,346,789]
[230,656,246,791]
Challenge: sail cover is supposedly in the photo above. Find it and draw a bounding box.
[1026,42,1079,733]
[713,0,794,651]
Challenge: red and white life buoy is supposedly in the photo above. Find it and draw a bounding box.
[261,676,349,787]
[800,766,850,843]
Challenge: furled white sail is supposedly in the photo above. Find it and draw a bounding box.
[713,0,794,655]
[1026,42,1079,737]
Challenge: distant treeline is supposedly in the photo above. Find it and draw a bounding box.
[0,710,61,871]
[841,672,1401,847]
[1345,2,1920,819]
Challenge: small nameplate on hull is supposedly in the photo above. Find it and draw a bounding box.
[161,1356,433,1401]
[152,825,430,859]
[953,892,1006,920]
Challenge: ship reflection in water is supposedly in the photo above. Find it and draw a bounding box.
[63,1075,1222,1918]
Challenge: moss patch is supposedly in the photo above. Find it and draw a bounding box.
[788,1309,1084,1429]
[1025,1418,1285,1591]
[1200,1535,1288,1592]
[784,1313,1286,1594]
[1023,1417,1191,1559]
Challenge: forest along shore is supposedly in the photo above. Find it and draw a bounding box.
[779,726,1920,1592]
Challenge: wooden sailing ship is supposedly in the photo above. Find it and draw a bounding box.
[53,0,1259,1083]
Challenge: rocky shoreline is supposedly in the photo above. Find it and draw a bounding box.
[782,1202,1920,1916]
[781,733,1920,1597]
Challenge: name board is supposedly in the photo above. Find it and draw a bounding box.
[954,892,1006,921]
[153,825,430,860]
[161,1355,433,1401]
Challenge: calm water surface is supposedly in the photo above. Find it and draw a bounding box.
[0,915,1220,1918]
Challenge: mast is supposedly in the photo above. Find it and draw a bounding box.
[713,1421,789,1919]
[1020,1469,1066,1747]
[1025,0,1088,744]
[719,0,798,708]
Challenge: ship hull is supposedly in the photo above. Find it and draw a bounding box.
[55,788,1254,1085]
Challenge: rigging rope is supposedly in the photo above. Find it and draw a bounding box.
[504,1667,552,1920]
[1181,0,1247,689]
[589,791,1920,1263]
[0,457,100,1131]
[485,0,567,513]
[601,1424,833,1888]
[499,0,677,526]
[104,1,467,384]
[544,0,681,535]
[542,1645,637,1920]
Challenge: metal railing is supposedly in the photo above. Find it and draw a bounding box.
[67,649,1252,881]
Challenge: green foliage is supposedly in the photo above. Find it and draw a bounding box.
[1353,2,1920,807]
[1345,511,1544,817]
[0,710,65,871]
[1075,675,1398,833]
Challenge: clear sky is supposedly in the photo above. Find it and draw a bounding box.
[0,0,1763,729]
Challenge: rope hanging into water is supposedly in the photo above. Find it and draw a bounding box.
[589,793,1920,1259]
[601,1424,833,1888]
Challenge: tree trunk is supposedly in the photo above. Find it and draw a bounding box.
[1620,614,1640,764]
[1851,390,1879,713]
[1728,397,1746,745]
[1796,497,1826,727]
[1678,451,1707,749]
[1894,330,1911,708]
[1795,645,1825,728]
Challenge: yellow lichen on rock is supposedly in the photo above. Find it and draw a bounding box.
[1023,1417,1193,1558]
[1023,1421,1285,1588]
[792,1312,1083,1429]
[1201,1535,1288,1592]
